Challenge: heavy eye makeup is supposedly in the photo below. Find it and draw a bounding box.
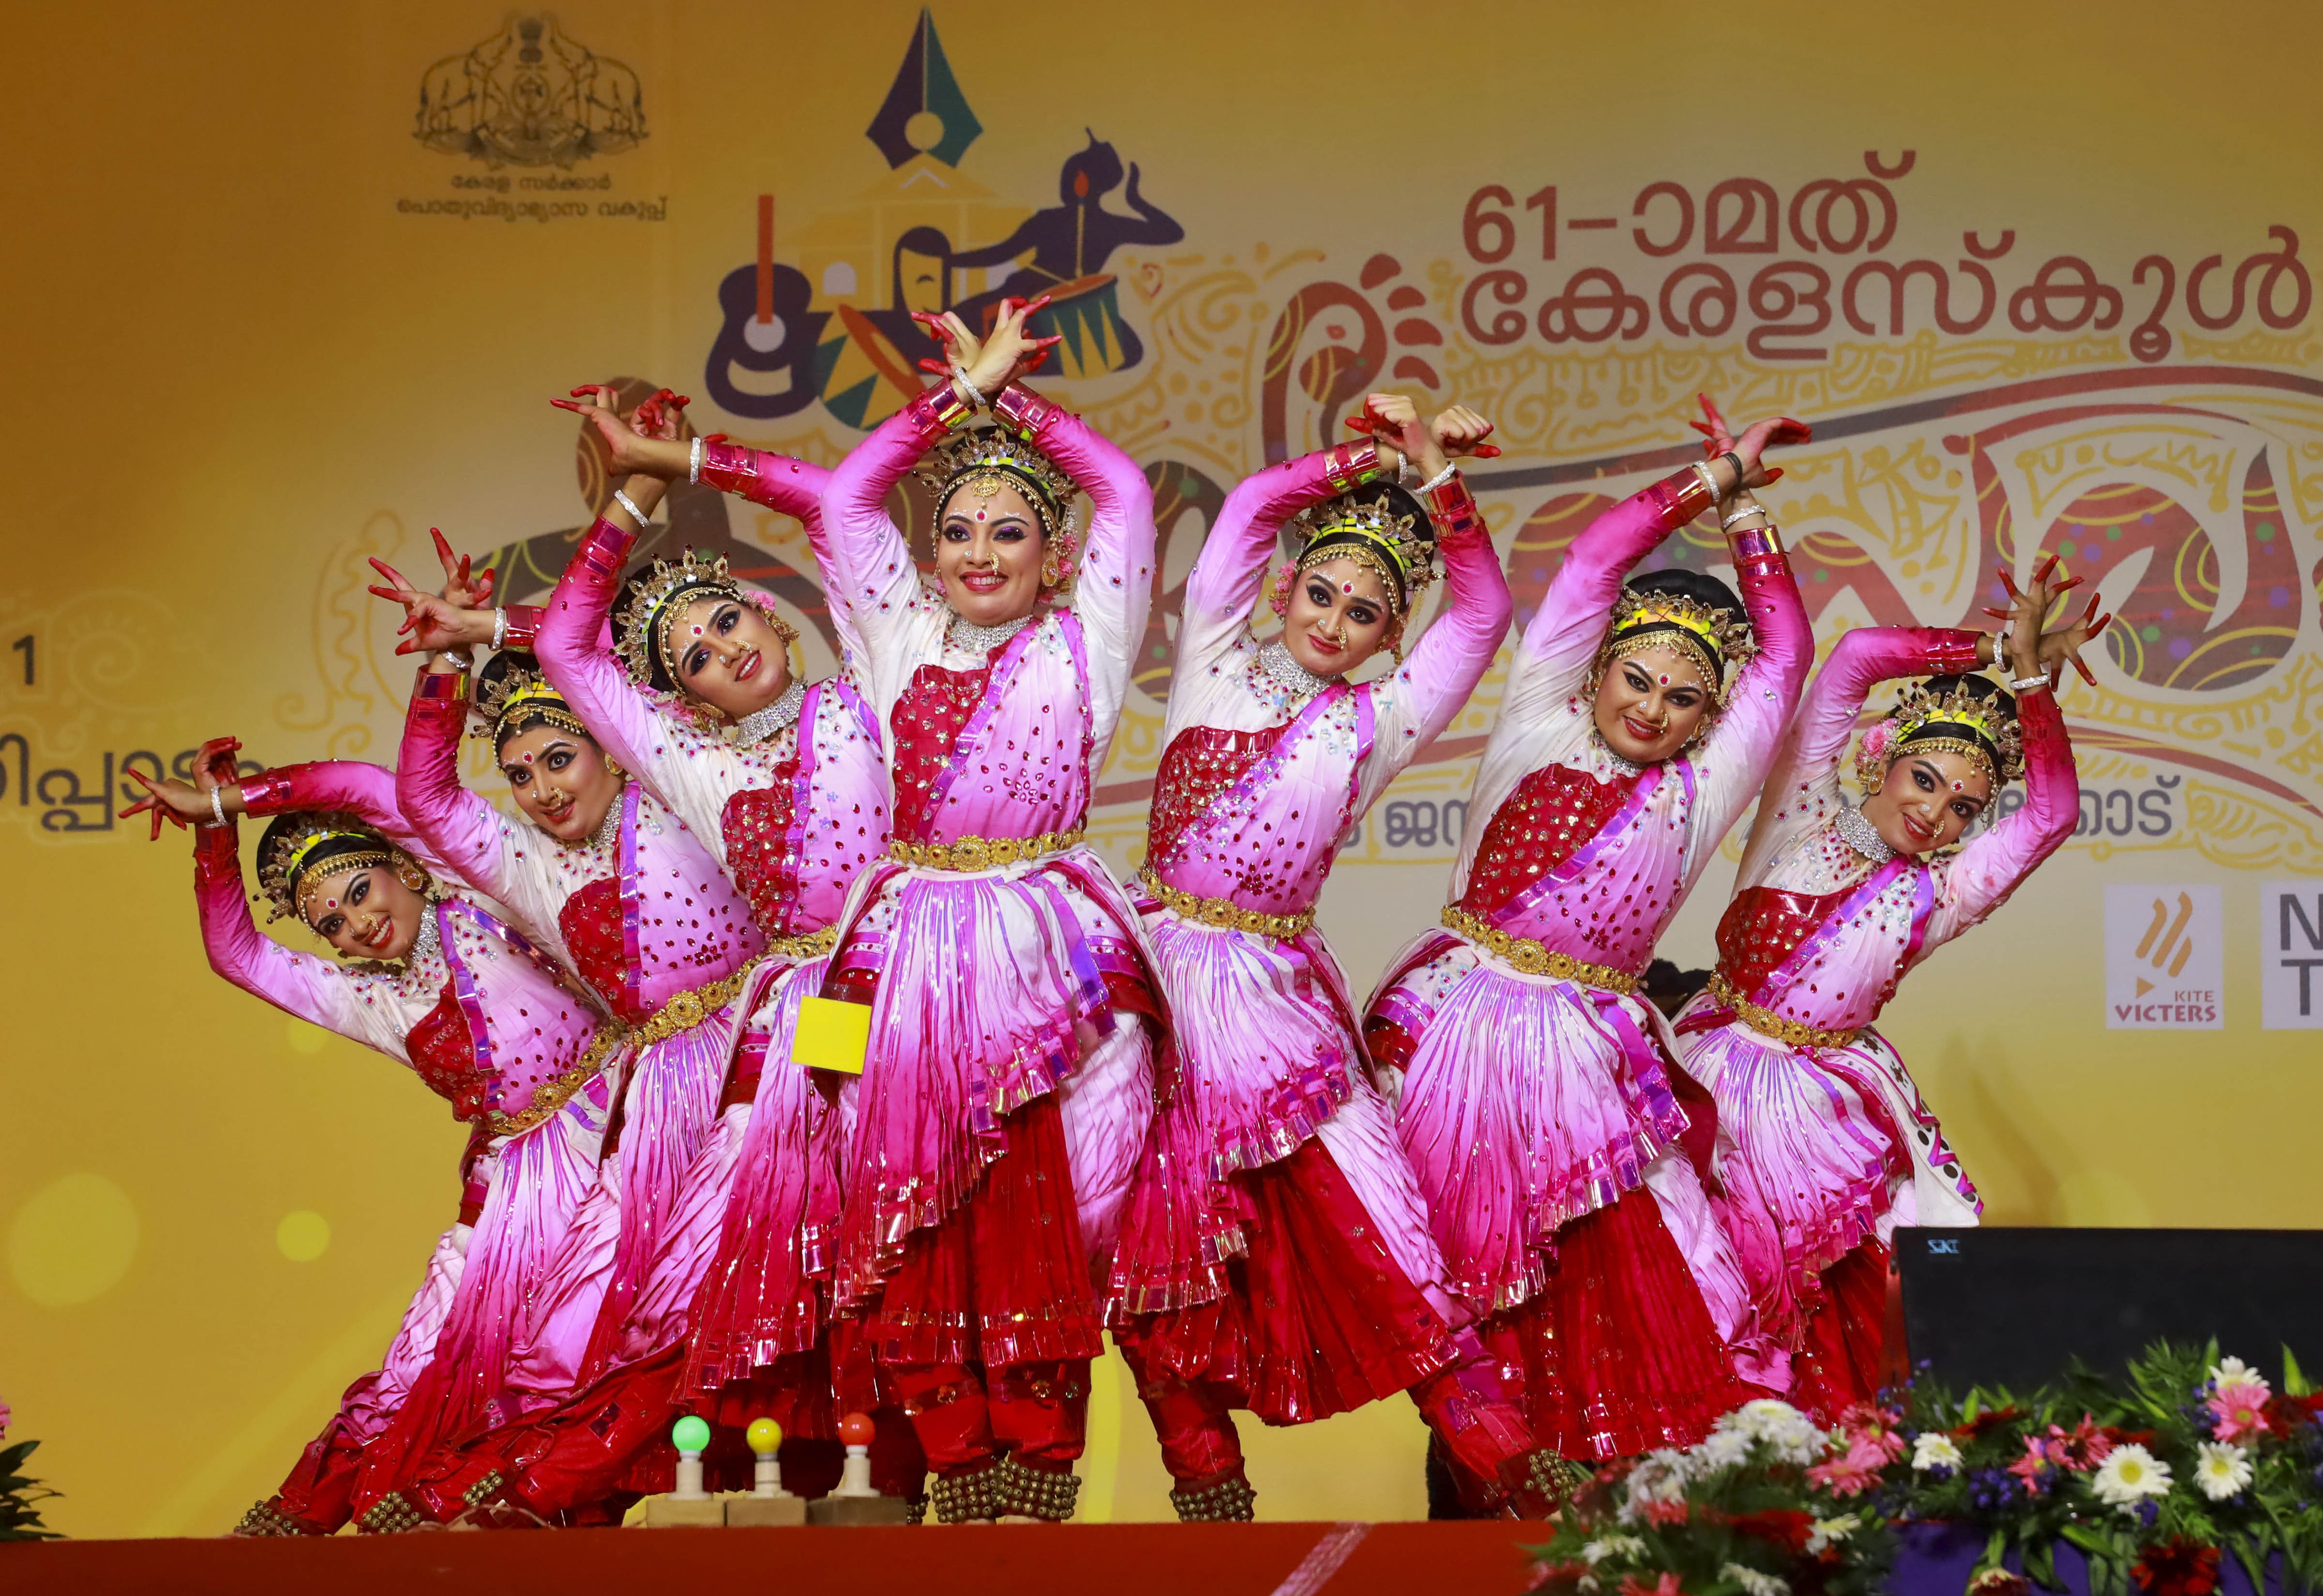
[312,873,366,938]
[1623,662,1702,708]
[942,516,1032,543]
[500,740,578,788]
[683,604,743,678]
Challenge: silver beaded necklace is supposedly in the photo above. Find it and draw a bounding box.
[1256,641,1333,701]
[1835,803,1896,862]
[949,613,1033,656]
[730,679,805,747]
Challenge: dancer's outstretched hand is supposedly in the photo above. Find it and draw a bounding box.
[1689,392,1808,489]
[118,736,242,839]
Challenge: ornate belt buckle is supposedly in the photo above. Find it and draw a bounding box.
[951,837,991,871]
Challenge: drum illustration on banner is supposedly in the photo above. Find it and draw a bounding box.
[2105,884,2224,1028]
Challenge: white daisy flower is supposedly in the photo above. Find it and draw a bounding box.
[1912,1431,1965,1473]
[2209,1356,2268,1398]
[2193,1441,2253,1502]
[2091,1443,2173,1510]
[1806,1514,1861,1554]
[1583,1535,1646,1565]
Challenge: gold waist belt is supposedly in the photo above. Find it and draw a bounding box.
[1139,866,1316,941]
[1708,971,1862,1051]
[765,924,842,962]
[1439,905,1641,996]
[889,828,1086,873]
[487,1022,624,1139]
[632,951,772,1048]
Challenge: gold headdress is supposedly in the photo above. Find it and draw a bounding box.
[1598,586,1758,703]
[612,549,748,688]
[1284,490,1439,619]
[256,810,397,924]
[914,427,1081,549]
[471,658,590,746]
[1856,678,2025,791]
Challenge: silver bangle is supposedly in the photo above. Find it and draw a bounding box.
[688,435,706,485]
[1416,462,1460,496]
[491,607,509,651]
[950,362,983,406]
[1721,502,1768,529]
[436,649,474,673]
[2010,673,2051,692]
[211,786,230,827]
[611,488,649,527]
[1689,461,1720,500]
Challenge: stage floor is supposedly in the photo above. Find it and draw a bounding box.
[0,1519,1545,1596]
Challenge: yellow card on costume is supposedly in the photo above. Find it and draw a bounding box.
[793,995,872,1075]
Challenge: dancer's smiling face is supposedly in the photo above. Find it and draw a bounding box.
[1862,745,1992,855]
[937,481,1046,627]
[668,594,794,720]
[1280,557,1396,678]
[1593,644,1713,765]
[498,726,623,843]
[302,864,427,962]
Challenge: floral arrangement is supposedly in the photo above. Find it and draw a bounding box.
[1525,1398,1898,1596]
[1525,1343,2323,1596]
[0,1401,60,1542]
[1878,1342,2323,1596]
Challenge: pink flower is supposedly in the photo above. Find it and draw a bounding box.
[1838,1402,1908,1463]
[1808,1435,1886,1498]
[2209,1387,2272,1444]
[1620,1574,1686,1596]
[2057,1417,2112,1471]
[2007,1435,2058,1494]
[1638,1497,1691,1526]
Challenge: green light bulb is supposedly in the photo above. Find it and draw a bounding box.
[671,1414,711,1454]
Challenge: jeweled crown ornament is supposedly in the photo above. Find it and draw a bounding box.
[1600,587,1757,701]
[256,811,395,923]
[1856,677,2026,790]
[916,426,1081,549]
[613,548,746,686]
[471,659,590,745]
[1287,490,1437,617]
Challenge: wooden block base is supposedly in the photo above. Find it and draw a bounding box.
[636,1494,725,1529]
[806,1494,912,1526]
[724,1495,808,1527]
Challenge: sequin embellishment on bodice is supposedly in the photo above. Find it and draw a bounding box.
[889,661,993,841]
[1146,722,1290,865]
[1457,761,1637,918]
[405,980,487,1124]
[1712,885,1854,998]
[721,762,802,937]
[558,875,634,1020]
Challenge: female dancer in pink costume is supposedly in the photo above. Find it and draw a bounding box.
[1672,559,2101,1418]
[817,301,1158,1521]
[1362,402,1812,1484]
[123,737,618,1536]
[353,627,769,1527]
[373,390,901,1522]
[1108,393,1550,1518]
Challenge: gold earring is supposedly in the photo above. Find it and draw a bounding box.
[604,758,628,782]
[1039,553,1063,588]
[396,862,428,891]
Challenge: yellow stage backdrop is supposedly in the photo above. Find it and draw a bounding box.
[4,0,2320,1539]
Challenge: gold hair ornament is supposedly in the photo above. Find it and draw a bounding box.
[914,427,1083,577]
[470,661,591,746]
[612,548,749,686]
[1855,677,2025,792]
[1595,587,1757,705]
[256,811,399,924]
[1284,490,1438,619]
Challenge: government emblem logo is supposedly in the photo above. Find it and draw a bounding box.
[415,13,646,169]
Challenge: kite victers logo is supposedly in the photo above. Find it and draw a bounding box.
[414,14,646,169]
[2104,884,2222,1029]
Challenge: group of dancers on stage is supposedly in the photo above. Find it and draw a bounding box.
[125,299,2109,1531]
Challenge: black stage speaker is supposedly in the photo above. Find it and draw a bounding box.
[1896,1227,2323,1392]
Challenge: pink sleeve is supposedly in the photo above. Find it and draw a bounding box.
[700,443,865,669]
[534,518,666,790]
[1685,538,1811,860]
[237,760,449,879]
[1926,688,2077,944]
[1381,476,1515,758]
[1738,626,1988,886]
[820,387,961,650]
[1502,468,1718,726]
[992,381,1156,748]
[1180,440,1388,664]
[395,669,524,906]
[192,823,394,1052]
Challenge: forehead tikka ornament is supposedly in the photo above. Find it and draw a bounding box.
[1285,489,1440,620]
[1596,587,1758,706]
[612,548,749,686]
[1854,677,2027,793]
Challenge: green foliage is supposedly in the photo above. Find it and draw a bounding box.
[1521,1342,2323,1596]
[0,1439,60,1542]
